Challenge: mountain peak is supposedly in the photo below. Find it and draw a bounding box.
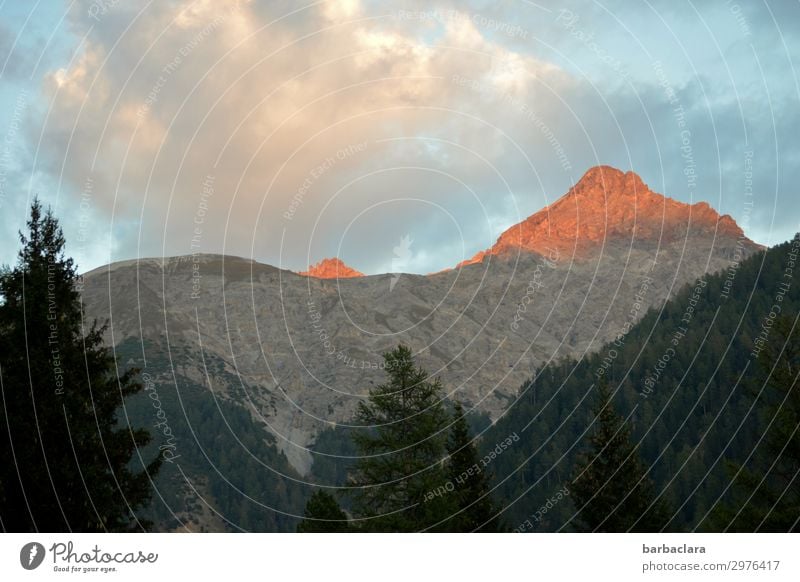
[299,257,364,279]
[571,165,646,199]
[579,164,626,182]
[458,165,756,267]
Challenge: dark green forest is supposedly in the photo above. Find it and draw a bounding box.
[483,235,800,531]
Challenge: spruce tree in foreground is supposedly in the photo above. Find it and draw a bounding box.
[444,401,503,531]
[350,345,452,531]
[297,490,349,532]
[570,379,671,532]
[0,200,160,532]
[298,347,508,532]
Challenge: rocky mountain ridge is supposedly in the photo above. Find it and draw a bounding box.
[302,166,756,275]
[82,166,762,479]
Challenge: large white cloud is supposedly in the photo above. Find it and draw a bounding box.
[22,0,799,273]
[36,0,583,274]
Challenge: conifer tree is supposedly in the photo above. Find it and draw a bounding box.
[0,200,160,532]
[297,491,349,532]
[349,345,452,531]
[570,378,671,532]
[443,401,502,531]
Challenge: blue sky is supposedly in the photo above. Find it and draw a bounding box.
[0,0,798,274]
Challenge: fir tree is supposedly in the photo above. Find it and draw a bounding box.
[349,345,452,531]
[444,401,502,531]
[0,200,160,532]
[297,491,349,532]
[570,378,671,532]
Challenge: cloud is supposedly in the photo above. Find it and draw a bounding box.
[12,0,800,272]
[0,23,35,80]
[32,0,577,273]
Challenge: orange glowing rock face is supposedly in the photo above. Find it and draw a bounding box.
[299,257,364,279]
[457,165,754,267]
[301,166,758,276]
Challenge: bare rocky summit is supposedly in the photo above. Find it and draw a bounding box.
[458,165,752,266]
[300,257,364,279]
[81,166,762,476]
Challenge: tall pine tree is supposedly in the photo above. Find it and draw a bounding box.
[0,200,160,532]
[570,378,671,532]
[349,345,452,531]
[443,401,502,531]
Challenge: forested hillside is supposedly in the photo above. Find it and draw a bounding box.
[483,235,800,531]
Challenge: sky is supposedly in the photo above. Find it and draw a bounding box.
[0,0,798,275]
